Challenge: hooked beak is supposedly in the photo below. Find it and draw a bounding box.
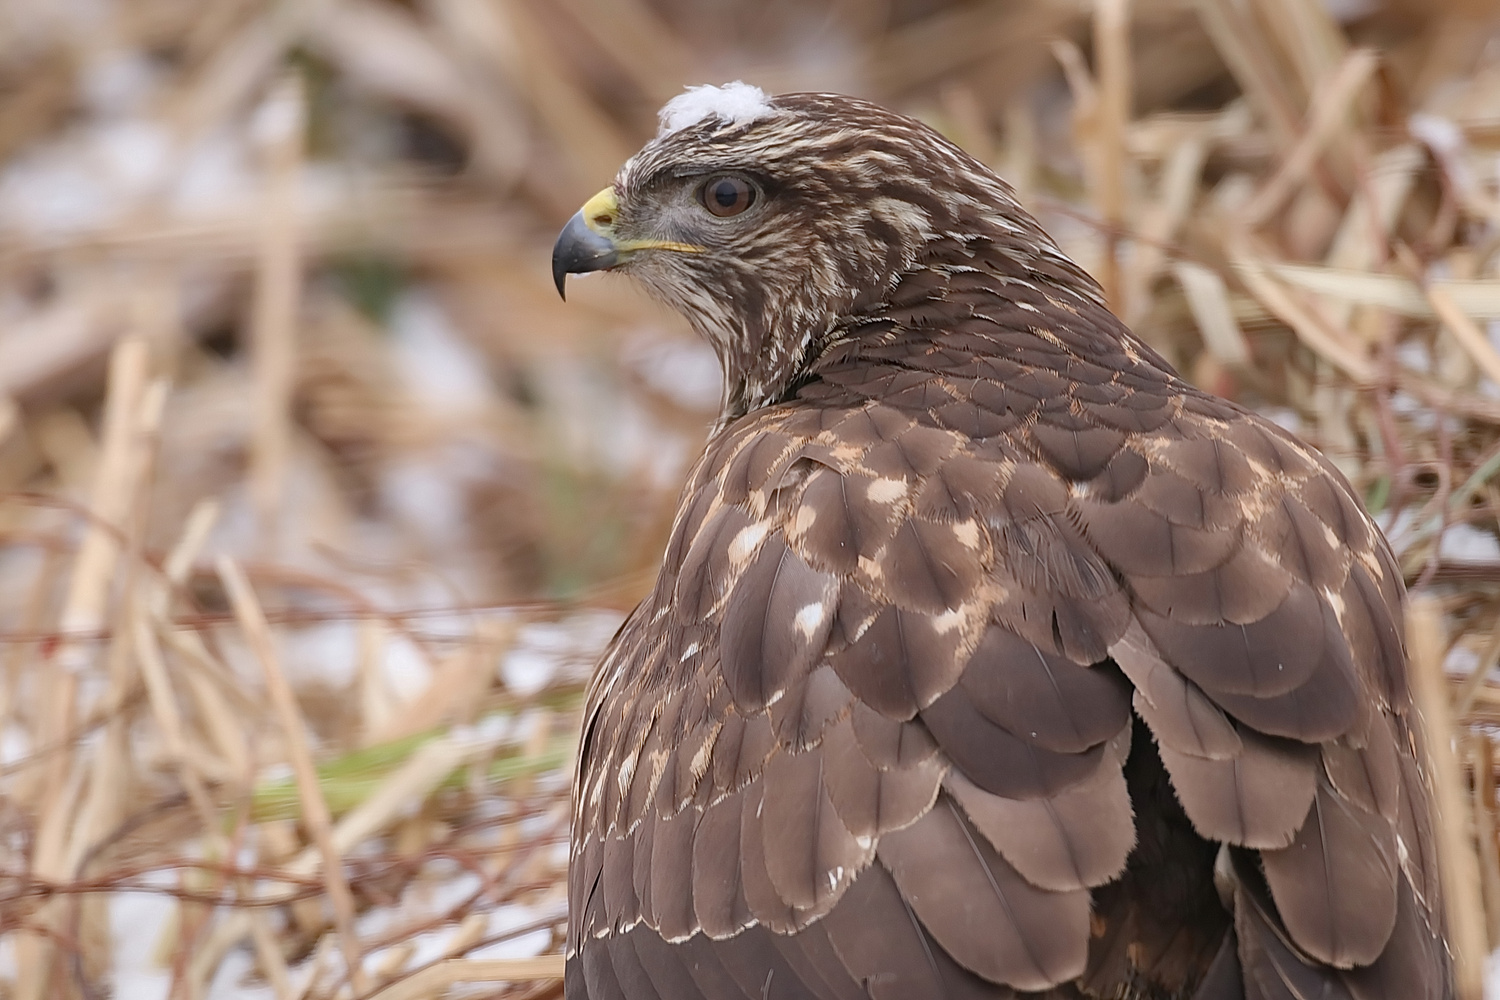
[551,187,703,300]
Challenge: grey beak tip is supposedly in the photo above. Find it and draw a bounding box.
[552,210,618,302]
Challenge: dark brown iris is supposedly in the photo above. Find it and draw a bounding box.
[700,175,755,217]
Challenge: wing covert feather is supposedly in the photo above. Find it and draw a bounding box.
[759,749,872,912]
[1260,775,1399,968]
[1157,728,1318,849]
[878,796,1090,989]
[945,742,1134,891]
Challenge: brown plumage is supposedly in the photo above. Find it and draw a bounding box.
[552,84,1452,1000]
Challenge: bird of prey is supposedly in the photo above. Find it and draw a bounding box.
[551,83,1451,1000]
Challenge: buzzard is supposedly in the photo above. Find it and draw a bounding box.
[551,83,1451,1000]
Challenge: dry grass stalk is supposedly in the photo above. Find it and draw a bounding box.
[0,393,19,445]
[1190,0,1300,145]
[0,290,124,402]
[248,74,307,545]
[1240,48,1378,226]
[1452,627,1500,718]
[1470,732,1500,948]
[1254,0,1346,101]
[1092,0,1131,313]
[1322,143,1422,274]
[367,619,510,744]
[1408,596,1487,999]
[1174,261,1252,368]
[318,732,478,858]
[55,336,150,669]
[1121,134,1206,327]
[1266,263,1500,319]
[218,555,369,995]
[14,335,156,1000]
[1426,279,1500,391]
[365,955,565,1000]
[1227,241,1377,383]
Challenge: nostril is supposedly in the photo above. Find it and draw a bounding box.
[592,213,614,227]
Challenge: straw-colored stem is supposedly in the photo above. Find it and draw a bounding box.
[1469,732,1500,948]
[366,955,566,1000]
[1428,280,1500,392]
[217,556,369,994]
[1240,49,1377,226]
[1229,243,1376,383]
[17,336,155,1000]
[249,74,306,546]
[56,336,148,669]
[1407,595,1487,999]
[1093,0,1131,314]
[1192,0,1300,146]
[1453,629,1500,719]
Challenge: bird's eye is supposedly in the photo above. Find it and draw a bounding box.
[699,176,756,217]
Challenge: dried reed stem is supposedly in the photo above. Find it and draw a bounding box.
[1175,261,1252,367]
[1453,629,1500,719]
[56,336,148,668]
[1191,0,1299,145]
[1407,595,1486,999]
[1093,0,1131,314]
[217,556,369,995]
[366,955,565,1000]
[1470,732,1500,948]
[1241,48,1377,226]
[248,74,306,545]
[16,334,155,1000]
[1229,243,1376,383]
[1427,280,1500,391]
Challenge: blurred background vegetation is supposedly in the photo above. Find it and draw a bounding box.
[1,0,1500,997]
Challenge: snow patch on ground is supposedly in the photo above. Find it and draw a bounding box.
[390,290,495,415]
[1440,523,1500,563]
[1486,948,1500,1000]
[620,329,723,413]
[109,886,177,1000]
[502,611,624,696]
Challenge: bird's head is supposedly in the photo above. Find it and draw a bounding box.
[553,83,1091,419]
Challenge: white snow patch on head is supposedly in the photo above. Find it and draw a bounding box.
[658,81,772,137]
